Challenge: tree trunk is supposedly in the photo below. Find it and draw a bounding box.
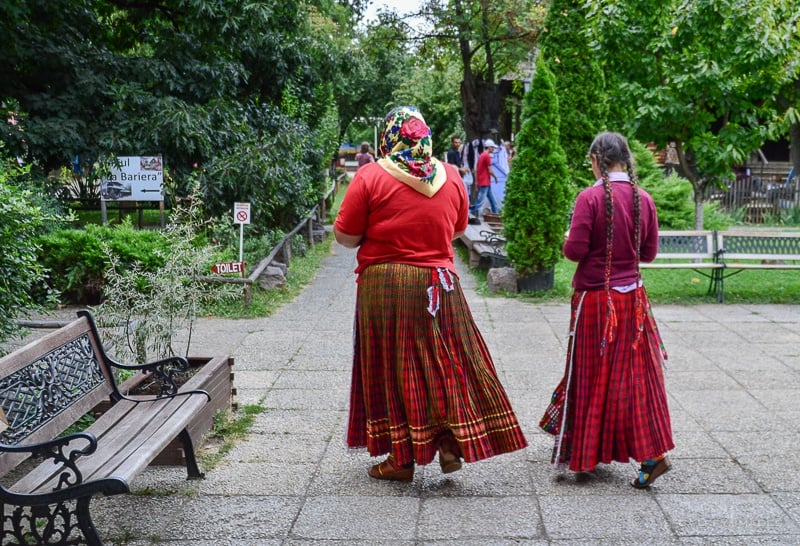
[790,120,800,176]
[693,188,705,231]
[456,0,501,141]
[676,143,706,229]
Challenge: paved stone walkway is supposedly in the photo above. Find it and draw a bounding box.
[77,241,800,543]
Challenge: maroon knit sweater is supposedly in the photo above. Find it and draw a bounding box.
[563,180,659,290]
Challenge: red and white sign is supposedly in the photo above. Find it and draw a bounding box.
[233,202,251,224]
[212,261,246,275]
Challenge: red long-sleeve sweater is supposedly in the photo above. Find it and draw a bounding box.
[563,176,659,291]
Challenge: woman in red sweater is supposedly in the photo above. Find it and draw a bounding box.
[540,131,674,488]
[334,106,527,482]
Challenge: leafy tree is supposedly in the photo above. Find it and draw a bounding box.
[587,0,800,228]
[0,0,349,232]
[539,0,608,185]
[775,78,800,178]
[375,0,546,142]
[445,0,546,141]
[503,55,572,282]
[335,23,409,146]
[394,55,465,156]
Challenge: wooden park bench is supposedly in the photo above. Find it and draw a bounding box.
[0,310,210,545]
[458,223,509,269]
[639,230,724,302]
[715,230,800,303]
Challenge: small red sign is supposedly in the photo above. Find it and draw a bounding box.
[212,261,246,275]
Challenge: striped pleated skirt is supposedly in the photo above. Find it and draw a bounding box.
[549,287,674,472]
[346,263,528,467]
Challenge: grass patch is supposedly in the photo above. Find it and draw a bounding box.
[198,402,266,470]
[458,243,800,305]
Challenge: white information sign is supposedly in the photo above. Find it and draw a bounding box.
[101,156,164,201]
[233,202,251,225]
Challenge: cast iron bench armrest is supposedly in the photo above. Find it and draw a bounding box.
[0,431,96,463]
[0,432,128,504]
[107,355,192,397]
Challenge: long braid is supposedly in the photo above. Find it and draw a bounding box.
[600,160,614,356]
[628,160,645,344]
[590,131,640,355]
[628,161,641,273]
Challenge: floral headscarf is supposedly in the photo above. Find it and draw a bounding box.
[377,106,447,197]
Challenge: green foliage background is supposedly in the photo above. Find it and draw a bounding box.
[0,159,61,342]
[539,0,608,185]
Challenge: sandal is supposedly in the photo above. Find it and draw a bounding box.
[631,456,671,489]
[438,435,463,474]
[368,455,414,482]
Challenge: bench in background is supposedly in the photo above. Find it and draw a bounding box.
[715,230,800,302]
[458,223,508,269]
[640,230,724,302]
[0,310,210,546]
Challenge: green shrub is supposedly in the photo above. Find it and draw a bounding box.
[0,161,63,344]
[38,220,172,304]
[96,199,239,361]
[503,54,573,279]
[639,172,732,230]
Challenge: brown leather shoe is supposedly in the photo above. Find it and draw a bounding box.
[437,434,463,474]
[368,455,414,482]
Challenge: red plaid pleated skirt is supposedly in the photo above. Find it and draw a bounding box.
[545,287,674,472]
[346,263,528,467]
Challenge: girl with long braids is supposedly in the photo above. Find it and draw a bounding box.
[540,131,674,488]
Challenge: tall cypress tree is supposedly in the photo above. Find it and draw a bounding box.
[539,0,608,185]
[503,54,572,284]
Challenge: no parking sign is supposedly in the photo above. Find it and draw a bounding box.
[233,202,250,263]
[233,202,251,224]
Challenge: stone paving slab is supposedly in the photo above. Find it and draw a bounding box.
[6,239,800,544]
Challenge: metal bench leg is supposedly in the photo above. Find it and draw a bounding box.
[179,429,205,480]
[77,497,104,546]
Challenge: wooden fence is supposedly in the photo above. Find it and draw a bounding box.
[201,174,344,304]
[707,175,799,223]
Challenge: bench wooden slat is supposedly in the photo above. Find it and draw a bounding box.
[640,262,722,268]
[11,398,140,495]
[95,395,207,484]
[12,393,203,494]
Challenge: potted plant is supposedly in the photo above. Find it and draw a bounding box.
[503,54,572,291]
[92,198,239,463]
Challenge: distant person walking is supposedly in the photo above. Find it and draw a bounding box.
[446,135,472,198]
[355,141,375,168]
[539,131,674,489]
[469,139,499,221]
[334,106,528,483]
